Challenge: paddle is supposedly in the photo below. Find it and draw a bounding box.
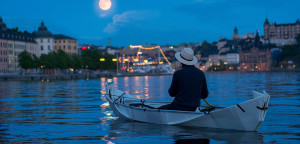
[203,99,211,106]
[203,99,225,109]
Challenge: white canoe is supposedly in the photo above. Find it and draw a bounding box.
[105,83,270,131]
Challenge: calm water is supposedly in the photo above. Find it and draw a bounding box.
[0,72,299,144]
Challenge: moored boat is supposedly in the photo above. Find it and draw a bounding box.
[105,83,270,131]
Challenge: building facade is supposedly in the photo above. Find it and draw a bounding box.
[226,53,240,64]
[239,47,271,71]
[0,18,37,74]
[0,38,8,74]
[264,18,300,46]
[54,34,78,55]
[208,54,226,65]
[33,21,54,57]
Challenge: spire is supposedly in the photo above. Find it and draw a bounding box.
[234,26,238,34]
[108,37,112,47]
[255,30,261,47]
[264,18,270,25]
[0,16,2,23]
[297,18,300,24]
[35,20,53,38]
[38,20,48,31]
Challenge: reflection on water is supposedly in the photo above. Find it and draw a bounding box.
[0,72,299,143]
[109,119,264,144]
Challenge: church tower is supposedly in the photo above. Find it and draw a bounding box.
[232,26,240,40]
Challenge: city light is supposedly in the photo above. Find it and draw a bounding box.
[138,52,142,55]
[134,59,139,62]
[100,58,105,61]
[159,62,163,64]
[124,59,128,62]
[112,58,117,61]
[130,45,142,48]
[224,62,228,65]
[144,60,148,63]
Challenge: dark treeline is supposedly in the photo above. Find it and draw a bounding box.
[18,49,117,73]
[280,34,300,67]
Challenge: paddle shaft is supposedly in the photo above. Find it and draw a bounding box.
[203,99,211,106]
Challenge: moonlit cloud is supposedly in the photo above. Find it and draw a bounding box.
[103,10,153,33]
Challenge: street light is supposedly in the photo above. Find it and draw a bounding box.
[100,58,105,61]
[112,58,117,61]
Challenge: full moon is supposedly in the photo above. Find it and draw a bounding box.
[99,0,111,11]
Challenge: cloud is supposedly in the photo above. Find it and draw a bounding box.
[103,10,152,33]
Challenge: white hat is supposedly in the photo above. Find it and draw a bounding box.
[175,48,198,65]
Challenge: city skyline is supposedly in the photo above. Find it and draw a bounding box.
[1,0,299,46]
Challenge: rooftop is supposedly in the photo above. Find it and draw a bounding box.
[0,30,36,43]
[54,34,76,40]
[33,21,53,38]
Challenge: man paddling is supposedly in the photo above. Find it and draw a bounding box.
[159,48,209,111]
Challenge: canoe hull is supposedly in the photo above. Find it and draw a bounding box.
[105,84,270,131]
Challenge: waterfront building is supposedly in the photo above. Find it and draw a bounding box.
[0,38,8,74]
[217,38,228,50]
[226,51,240,65]
[33,21,54,57]
[54,34,78,55]
[264,18,300,46]
[0,17,37,74]
[208,54,226,65]
[107,47,120,56]
[239,32,271,71]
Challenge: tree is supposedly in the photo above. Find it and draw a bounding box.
[32,54,40,74]
[195,41,218,57]
[71,55,82,73]
[55,49,71,70]
[40,52,57,69]
[18,50,33,71]
[296,33,300,45]
[81,49,102,69]
[101,53,117,69]
[11,27,21,33]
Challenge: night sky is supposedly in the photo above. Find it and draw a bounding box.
[1,0,299,46]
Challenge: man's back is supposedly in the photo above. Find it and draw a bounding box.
[168,65,208,110]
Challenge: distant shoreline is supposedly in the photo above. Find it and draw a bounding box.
[0,70,298,82]
[0,73,173,82]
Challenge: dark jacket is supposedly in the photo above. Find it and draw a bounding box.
[169,65,209,110]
